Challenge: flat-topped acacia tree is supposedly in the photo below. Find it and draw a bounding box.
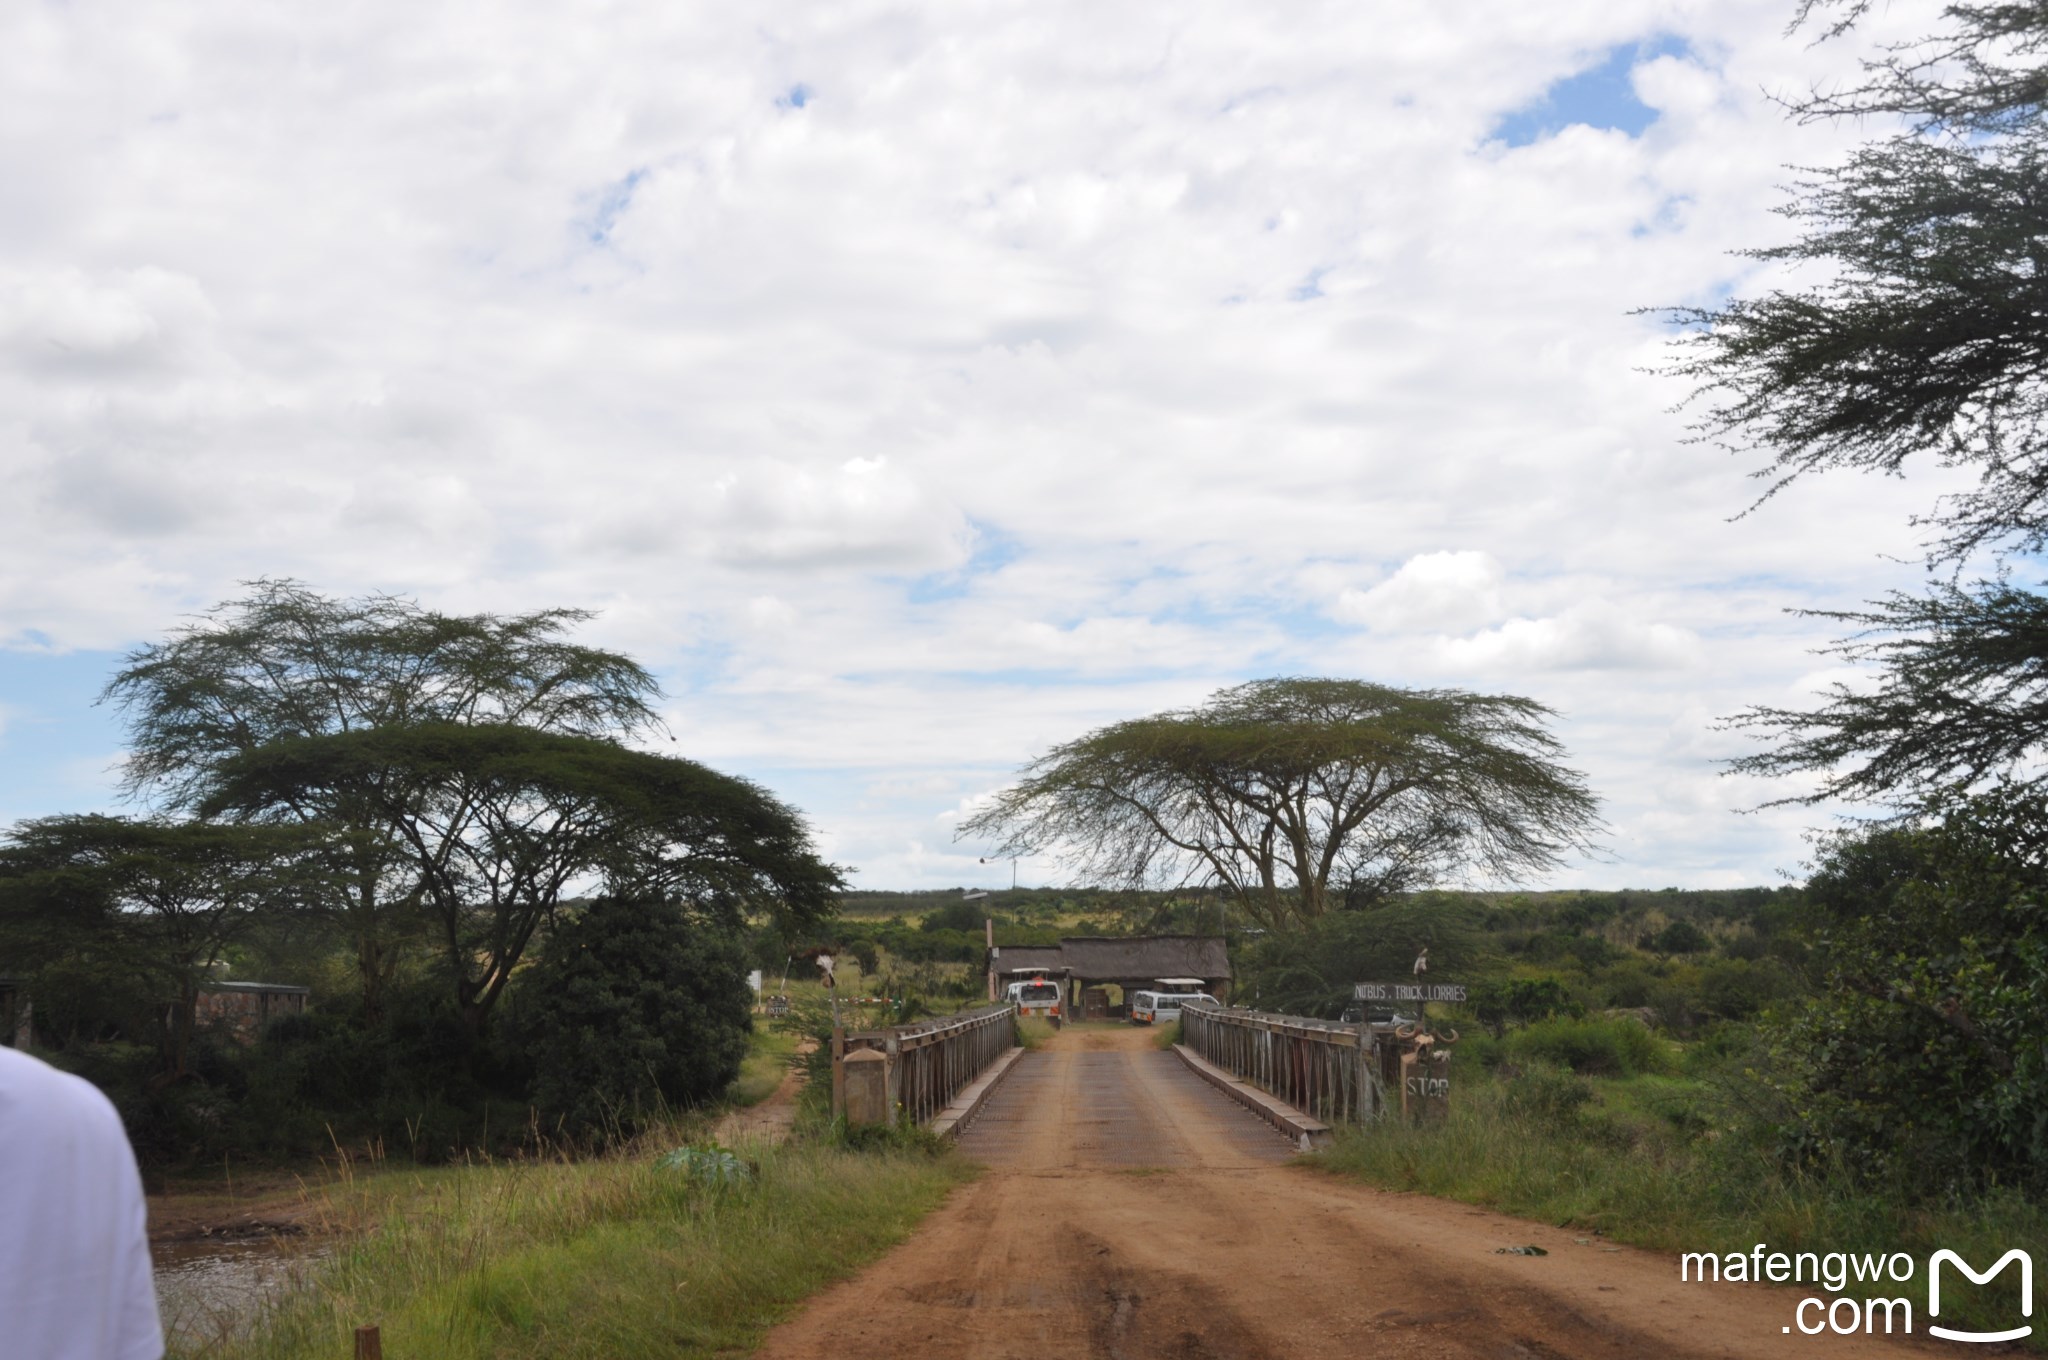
[102,580,664,1019]
[203,722,842,1037]
[959,677,1602,932]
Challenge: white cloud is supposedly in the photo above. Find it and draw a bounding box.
[1437,600,1702,672]
[1336,550,1507,634]
[0,0,1962,888]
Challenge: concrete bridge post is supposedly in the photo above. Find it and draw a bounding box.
[843,1047,891,1127]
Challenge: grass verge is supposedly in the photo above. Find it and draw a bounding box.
[177,1134,971,1360]
[1313,1065,2045,1349]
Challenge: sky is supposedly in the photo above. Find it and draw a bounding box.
[0,0,1966,892]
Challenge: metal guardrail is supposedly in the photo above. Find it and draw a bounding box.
[844,1002,1018,1125]
[1179,1002,1389,1125]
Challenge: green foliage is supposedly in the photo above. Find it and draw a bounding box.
[1471,976,1578,1038]
[652,1142,756,1189]
[831,1117,950,1157]
[1494,1062,1596,1124]
[1236,894,1494,1016]
[1729,584,2048,808]
[102,579,664,1019]
[1646,919,1710,956]
[1764,790,2048,1193]
[1502,1016,1672,1078]
[1661,1,2048,569]
[0,814,331,1076]
[918,897,987,933]
[1693,957,1798,1021]
[1672,6,2048,819]
[205,721,843,1032]
[959,678,1601,931]
[1315,1058,2048,1348]
[520,895,755,1142]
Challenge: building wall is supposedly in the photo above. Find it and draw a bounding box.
[194,988,308,1045]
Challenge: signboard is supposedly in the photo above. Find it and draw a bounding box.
[1401,1050,1452,1119]
[1354,980,1468,1004]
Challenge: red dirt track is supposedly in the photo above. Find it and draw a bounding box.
[753,1024,1941,1360]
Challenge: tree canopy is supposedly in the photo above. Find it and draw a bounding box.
[958,678,1601,931]
[203,722,843,1032]
[0,815,328,1076]
[100,579,665,1016]
[1667,4,2048,568]
[1728,580,2048,804]
[519,893,755,1140]
[1666,4,2048,807]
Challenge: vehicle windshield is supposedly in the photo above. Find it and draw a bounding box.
[1020,984,1058,1002]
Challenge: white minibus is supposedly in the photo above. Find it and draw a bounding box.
[1004,977,1063,1018]
[1128,990,1217,1024]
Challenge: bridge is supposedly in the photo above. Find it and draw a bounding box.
[763,1019,1924,1360]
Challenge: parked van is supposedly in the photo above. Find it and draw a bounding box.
[1129,990,1217,1025]
[1005,977,1063,1018]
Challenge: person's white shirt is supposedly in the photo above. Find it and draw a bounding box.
[0,1045,164,1360]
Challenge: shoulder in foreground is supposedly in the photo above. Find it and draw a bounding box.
[0,1045,126,1133]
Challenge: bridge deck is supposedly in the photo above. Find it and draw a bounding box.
[956,1031,1296,1169]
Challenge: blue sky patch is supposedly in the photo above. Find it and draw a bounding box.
[0,648,130,826]
[586,168,647,245]
[777,83,813,110]
[1291,267,1331,302]
[905,521,1024,604]
[1493,36,1690,147]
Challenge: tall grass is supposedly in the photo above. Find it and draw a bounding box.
[177,1133,970,1360]
[1317,1065,2044,1349]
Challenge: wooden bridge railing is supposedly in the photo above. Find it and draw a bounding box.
[843,1002,1018,1125]
[1179,1002,1391,1125]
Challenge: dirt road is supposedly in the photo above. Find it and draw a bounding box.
[754,1024,1939,1360]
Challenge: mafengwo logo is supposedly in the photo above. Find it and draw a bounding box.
[1928,1250,2032,1344]
[1679,1245,2032,1341]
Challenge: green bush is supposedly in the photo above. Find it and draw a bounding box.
[1497,1063,1595,1124]
[1471,975,1579,1037]
[1768,791,2048,1194]
[1695,957,1796,1021]
[521,895,754,1142]
[1646,919,1711,955]
[1505,1015,1670,1077]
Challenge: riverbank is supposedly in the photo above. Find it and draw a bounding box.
[161,1133,970,1360]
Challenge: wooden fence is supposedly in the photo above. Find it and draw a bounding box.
[1179,1002,1391,1125]
[843,1002,1018,1125]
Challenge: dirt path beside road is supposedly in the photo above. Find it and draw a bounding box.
[753,1023,1939,1360]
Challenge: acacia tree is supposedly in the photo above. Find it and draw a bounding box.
[101,580,662,1017]
[1728,581,2048,803]
[958,678,1601,931]
[204,723,843,1035]
[1666,4,2048,806]
[1668,3,2048,569]
[0,816,328,1078]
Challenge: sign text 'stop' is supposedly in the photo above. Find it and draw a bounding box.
[1355,980,1467,1004]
